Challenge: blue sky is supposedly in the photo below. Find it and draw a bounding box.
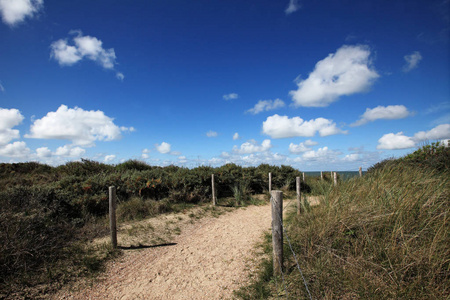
[0,0,449,171]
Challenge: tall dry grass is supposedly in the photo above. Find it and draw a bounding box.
[237,144,449,299]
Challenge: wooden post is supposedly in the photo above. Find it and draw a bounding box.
[211,174,216,206]
[296,177,301,215]
[321,171,323,180]
[109,186,117,249]
[271,190,283,275]
[359,166,362,177]
[302,172,305,182]
[333,172,337,186]
[269,172,272,193]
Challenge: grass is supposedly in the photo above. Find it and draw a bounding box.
[236,144,450,299]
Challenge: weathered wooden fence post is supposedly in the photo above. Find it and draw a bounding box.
[271,190,283,275]
[211,174,216,206]
[109,186,117,249]
[333,172,338,186]
[296,177,301,215]
[359,166,362,177]
[321,171,323,180]
[302,172,305,182]
[269,172,272,193]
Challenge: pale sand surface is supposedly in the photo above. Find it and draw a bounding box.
[54,204,272,300]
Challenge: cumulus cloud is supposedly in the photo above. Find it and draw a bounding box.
[178,156,188,164]
[302,146,341,161]
[0,108,24,145]
[26,105,125,146]
[377,132,416,150]
[223,93,238,101]
[54,145,86,157]
[289,139,317,154]
[285,0,301,14]
[351,105,412,126]
[206,130,218,137]
[0,141,30,158]
[403,51,422,72]
[233,139,272,154]
[233,132,240,140]
[36,147,51,158]
[104,154,116,162]
[50,31,123,79]
[246,99,285,114]
[262,114,346,138]
[155,142,171,154]
[342,153,360,162]
[377,124,450,150]
[289,45,379,107]
[0,0,43,26]
[414,124,450,141]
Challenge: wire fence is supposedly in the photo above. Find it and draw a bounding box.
[271,221,313,299]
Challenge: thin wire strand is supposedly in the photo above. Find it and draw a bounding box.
[274,254,289,299]
[282,224,313,300]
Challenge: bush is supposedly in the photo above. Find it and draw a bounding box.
[116,197,172,221]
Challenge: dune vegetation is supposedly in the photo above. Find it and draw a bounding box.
[0,160,302,298]
[236,141,449,299]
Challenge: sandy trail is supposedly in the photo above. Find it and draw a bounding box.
[55,204,272,300]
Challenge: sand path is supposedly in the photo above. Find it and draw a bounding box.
[56,204,272,299]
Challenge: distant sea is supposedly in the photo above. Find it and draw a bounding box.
[304,171,366,180]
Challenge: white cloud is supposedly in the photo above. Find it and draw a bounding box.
[233,132,240,140]
[141,153,149,159]
[304,139,318,146]
[0,0,43,26]
[120,126,135,132]
[206,130,218,137]
[36,147,51,158]
[26,105,124,146]
[50,31,123,79]
[289,45,379,107]
[414,124,450,141]
[0,141,30,158]
[351,105,412,126]
[289,139,317,154]
[285,0,301,14]
[50,39,82,66]
[302,146,341,161]
[262,114,347,138]
[155,142,171,154]
[116,72,125,81]
[55,145,86,157]
[233,139,272,154]
[223,93,238,101]
[0,108,24,146]
[104,154,116,162]
[342,153,360,162]
[178,156,188,163]
[403,51,422,72]
[377,132,416,150]
[377,124,450,150]
[246,99,285,114]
